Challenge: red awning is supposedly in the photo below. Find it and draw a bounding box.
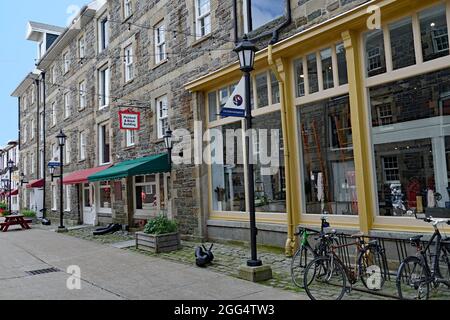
[7,189,18,196]
[27,179,45,189]
[63,165,112,185]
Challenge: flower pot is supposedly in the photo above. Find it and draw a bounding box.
[135,232,181,253]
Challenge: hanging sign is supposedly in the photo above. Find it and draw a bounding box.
[119,109,141,130]
[220,77,246,118]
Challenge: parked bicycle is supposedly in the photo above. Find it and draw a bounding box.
[303,232,388,300]
[396,211,450,300]
[290,217,334,288]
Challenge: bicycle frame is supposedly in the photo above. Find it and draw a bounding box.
[329,239,365,283]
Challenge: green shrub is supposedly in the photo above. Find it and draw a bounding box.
[21,210,36,218]
[144,215,178,235]
[0,203,7,210]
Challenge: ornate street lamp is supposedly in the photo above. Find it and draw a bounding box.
[234,35,262,268]
[164,127,173,172]
[49,130,67,232]
[7,159,14,214]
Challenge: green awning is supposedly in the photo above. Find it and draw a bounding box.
[88,153,169,182]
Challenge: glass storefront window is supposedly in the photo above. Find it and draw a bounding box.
[365,29,387,77]
[256,72,269,108]
[389,17,416,70]
[270,72,280,104]
[299,95,358,215]
[294,59,305,97]
[307,53,319,94]
[253,112,286,213]
[208,92,217,122]
[419,4,449,62]
[135,174,157,211]
[211,122,246,212]
[321,48,334,90]
[370,68,450,127]
[336,43,348,85]
[99,181,111,209]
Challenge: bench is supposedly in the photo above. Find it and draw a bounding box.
[0,215,32,232]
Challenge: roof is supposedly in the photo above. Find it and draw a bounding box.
[10,73,38,97]
[26,21,65,42]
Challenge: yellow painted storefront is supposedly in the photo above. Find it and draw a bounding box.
[187,0,450,255]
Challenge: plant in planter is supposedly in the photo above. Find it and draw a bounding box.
[21,209,37,223]
[135,215,181,253]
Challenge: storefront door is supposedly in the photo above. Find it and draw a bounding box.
[82,183,96,225]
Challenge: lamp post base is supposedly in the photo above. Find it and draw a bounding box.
[238,264,273,283]
[247,259,263,267]
[56,226,68,233]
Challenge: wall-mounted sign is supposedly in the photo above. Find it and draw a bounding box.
[119,109,141,130]
[220,77,246,118]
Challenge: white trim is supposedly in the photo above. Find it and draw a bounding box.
[124,44,134,82]
[156,95,168,139]
[154,20,166,64]
[195,0,211,39]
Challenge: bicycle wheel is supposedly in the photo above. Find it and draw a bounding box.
[438,248,450,287]
[303,256,347,300]
[290,244,315,288]
[359,245,387,291]
[396,256,430,300]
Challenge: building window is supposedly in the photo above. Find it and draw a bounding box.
[23,124,27,143]
[64,186,71,212]
[31,86,35,104]
[255,73,268,108]
[336,43,348,85]
[51,185,57,210]
[79,81,86,110]
[270,72,280,104]
[52,66,57,84]
[65,139,71,164]
[63,52,70,74]
[208,92,217,122]
[420,4,449,62]
[78,36,85,59]
[31,153,35,174]
[79,131,86,161]
[242,0,285,33]
[99,66,110,108]
[365,29,386,77]
[64,93,71,118]
[155,21,166,64]
[320,48,334,90]
[294,59,305,97]
[389,17,416,70]
[382,156,400,183]
[195,0,211,39]
[124,45,134,82]
[22,95,27,111]
[134,175,158,213]
[99,15,109,52]
[299,94,357,215]
[307,53,318,94]
[30,118,35,139]
[51,101,57,126]
[126,130,135,147]
[39,112,44,143]
[99,181,111,209]
[99,123,110,165]
[124,0,132,19]
[156,95,168,139]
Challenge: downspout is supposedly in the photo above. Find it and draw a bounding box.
[268,45,296,256]
[41,72,48,223]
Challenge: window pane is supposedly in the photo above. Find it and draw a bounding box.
[336,43,348,85]
[389,18,416,70]
[307,53,318,94]
[135,185,157,210]
[294,59,305,97]
[299,94,357,215]
[100,185,111,208]
[420,5,449,62]
[365,29,387,77]
[250,0,285,30]
[84,186,91,207]
[321,48,334,90]
[270,72,280,104]
[208,92,217,122]
[255,73,268,108]
[253,112,286,213]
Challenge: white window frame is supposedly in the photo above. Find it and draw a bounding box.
[124,45,134,82]
[154,21,166,64]
[30,118,35,139]
[64,92,71,118]
[78,35,85,59]
[52,66,57,84]
[98,181,112,212]
[126,130,135,147]
[65,139,71,164]
[63,51,70,74]
[23,123,28,143]
[51,101,57,126]
[124,0,132,19]
[98,15,109,53]
[79,80,86,110]
[156,95,168,139]
[133,174,160,216]
[22,95,27,111]
[51,184,57,210]
[64,186,71,212]
[98,66,110,108]
[195,0,211,39]
[79,131,86,161]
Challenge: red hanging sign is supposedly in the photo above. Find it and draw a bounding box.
[119,109,141,130]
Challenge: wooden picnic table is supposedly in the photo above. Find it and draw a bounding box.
[0,215,32,232]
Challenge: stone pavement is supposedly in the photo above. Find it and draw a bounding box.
[0,227,308,300]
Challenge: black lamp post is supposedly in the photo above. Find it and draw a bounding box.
[234,35,262,267]
[7,159,14,214]
[49,130,67,231]
[164,127,173,172]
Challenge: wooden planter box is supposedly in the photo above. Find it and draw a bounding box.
[135,232,181,253]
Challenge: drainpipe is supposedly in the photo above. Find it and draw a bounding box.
[268,45,296,256]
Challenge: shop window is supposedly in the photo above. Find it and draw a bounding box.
[253,112,286,213]
[270,72,280,105]
[211,122,246,212]
[208,92,217,122]
[336,43,348,85]
[255,72,268,108]
[321,48,334,90]
[389,18,416,70]
[307,53,318,94]
[370,68,450,127]
[419,4,449,62]
[99,181,111,209]
[135,175,158,212]
[293,59,305,97]
[299,94,358,215]
[365,29,386,77]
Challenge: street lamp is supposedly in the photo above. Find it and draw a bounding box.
[164,127,173,172]
[234,35,262,268]
[7,159,14,215]
[49,130,67,232]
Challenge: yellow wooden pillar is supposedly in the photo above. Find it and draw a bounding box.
[342,30,374,234]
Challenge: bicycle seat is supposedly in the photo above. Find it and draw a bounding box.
[409,235,423,242]
[351,232,364,238]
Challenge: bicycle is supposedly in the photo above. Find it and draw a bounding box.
[396,211,450,300]
[290,217,334,288]
[303,232,388,300]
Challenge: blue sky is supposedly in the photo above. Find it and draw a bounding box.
[0,0,88,145]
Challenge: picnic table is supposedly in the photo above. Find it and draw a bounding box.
[0,215,32,232]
